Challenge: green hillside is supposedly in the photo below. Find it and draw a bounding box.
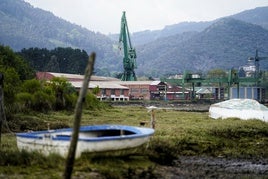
[0,0,121,75]
[136,18,268,76]
[1,0,268,78]
[125,6,268,46]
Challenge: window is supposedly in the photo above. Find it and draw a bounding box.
[111,89,115,95]
[120,89,124,95]
[141,88,148,94]
[102,89,106,95]
[131,88,139,93]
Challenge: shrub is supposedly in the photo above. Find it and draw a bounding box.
[84,93,102,110]
[64,93,78,110]
[32,91,55,112]
[15,92,33,112]
[21,79,42,94]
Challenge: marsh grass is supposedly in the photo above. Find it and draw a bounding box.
[1,106,268,178]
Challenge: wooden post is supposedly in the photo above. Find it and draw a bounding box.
[63,52,96,179]
[0,86,3,144]
[147,106,157,129]
[151,109,155,129]
[0,73,4,145]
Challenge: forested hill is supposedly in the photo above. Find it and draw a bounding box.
[1,0,268,78]
[125,6,268,46]
[231,6,268,30]
[0,0,121,74]
[136,18,268,76]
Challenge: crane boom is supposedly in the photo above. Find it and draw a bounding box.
[119,11,137,81]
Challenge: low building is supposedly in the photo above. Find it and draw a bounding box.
[36,72,192,101]
[71,81,130,101]
[118,81,153,100]
[36,72,129,101]
[166,85,191,100]
[36,72,119,82]
[149,81,167,100]
[196,87,214,99]
[230,87,265,102]
[149,81,191,100]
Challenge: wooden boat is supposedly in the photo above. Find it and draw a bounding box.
[16,125,154,158]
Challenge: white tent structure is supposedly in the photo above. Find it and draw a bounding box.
[209,99,268,122]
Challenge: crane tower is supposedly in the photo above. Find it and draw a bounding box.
[119,11,137,81]
[246,49,268,78]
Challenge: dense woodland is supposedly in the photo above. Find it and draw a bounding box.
[18,47,89,74]
[1,0,268,78]
[0,45,105,120]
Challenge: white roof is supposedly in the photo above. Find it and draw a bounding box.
[150,81,160,85]
[47,72,119,81]
[70,81,129,89]
[196,88,212,94]
[115,81,154,85]
[49,72,84,79]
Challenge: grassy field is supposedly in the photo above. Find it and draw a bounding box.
[1,105,268,178]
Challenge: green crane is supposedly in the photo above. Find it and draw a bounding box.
[119,11,137,81]
[249,49,268,78]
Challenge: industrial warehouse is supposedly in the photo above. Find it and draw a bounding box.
[36,72,265,102]
[36,72,190,101]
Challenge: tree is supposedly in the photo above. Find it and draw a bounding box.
[49,77,76,110]
[0,46,35,80]
[44,55,60,72]
[19,47,89,74]
[0,45,35,116]
[0,67,20,105]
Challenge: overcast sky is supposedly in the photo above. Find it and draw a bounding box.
[24,0,268,34]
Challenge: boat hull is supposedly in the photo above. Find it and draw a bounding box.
[16,125,154,158]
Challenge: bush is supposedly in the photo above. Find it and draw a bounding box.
[84,93,107,110]
[64,93,78,110]
[21,79,42,94]
[15,92,33,112]
[32,91,55,112]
